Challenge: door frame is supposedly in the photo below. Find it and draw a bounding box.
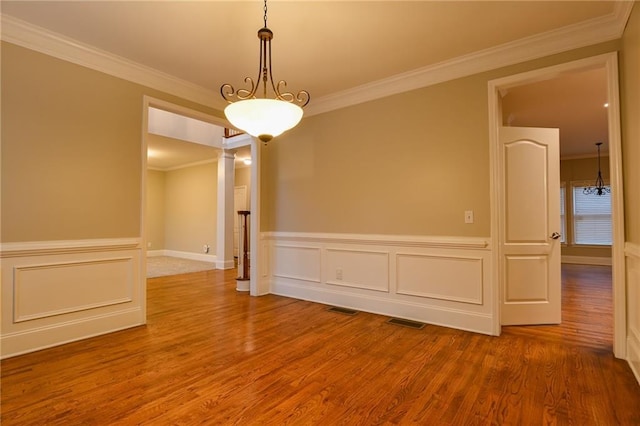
[488,52,626,358]
[141,96,263,293]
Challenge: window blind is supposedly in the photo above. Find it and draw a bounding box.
[572,185,612,245]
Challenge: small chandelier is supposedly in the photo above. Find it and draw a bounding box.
[583,142,610,196]
[220,0,310,143]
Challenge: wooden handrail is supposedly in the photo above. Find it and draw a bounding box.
[225,128,245,138]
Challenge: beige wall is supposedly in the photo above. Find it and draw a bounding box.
[560,157,612,258]
[146,170,166,250]
[621,4,640,246]
[235,166,251,210]
[163,162,218,254]
[263,40,621,237]
[1,42,221,243]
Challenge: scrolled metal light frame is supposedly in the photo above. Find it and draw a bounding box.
[583,142,610,196]
[220,0,309,142]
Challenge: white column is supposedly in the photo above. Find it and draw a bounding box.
[250,138,268,295]
[216,150,236,269]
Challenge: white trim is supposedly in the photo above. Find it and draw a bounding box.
[143,96,228,128]
[1,240,144,358]
[145,248,229,268]
[488,52,626,358]
[223,134,254,150]
[561,256,612,266]
[250,138,264,295]
[1,307,143,359]
[161,250,217,264]
[0,238,141,257]
[605,53,627,359]
[265,232,494,335]
[152,158,217,173]
[626,242,640,260]
[628,335,640,385]
[2,3,632,117]
[626,243,640,384]
[271,280,494,335]
[561,153,609,161]
[263,232,489,250]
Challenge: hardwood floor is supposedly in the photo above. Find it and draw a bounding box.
[2,265,639,425]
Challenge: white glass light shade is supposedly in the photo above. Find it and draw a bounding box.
[224,99,303,141]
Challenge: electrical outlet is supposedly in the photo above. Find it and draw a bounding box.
[203,244,210,253]
[147,242,152,248]
[336,268,343,280]
[465,210,474,224]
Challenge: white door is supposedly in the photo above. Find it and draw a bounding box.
[500,126,561,325]
[233,186,248,259]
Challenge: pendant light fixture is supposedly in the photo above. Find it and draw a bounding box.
[583,142,610,196]
[220,0,310,143]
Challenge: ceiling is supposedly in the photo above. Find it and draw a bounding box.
[502,67,609,158]
[147,134,252,171]
[2,1,630,165]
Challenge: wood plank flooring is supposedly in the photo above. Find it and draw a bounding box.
[2,265,639,425]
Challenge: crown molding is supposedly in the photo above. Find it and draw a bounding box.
[560,153,609,161]
[1,2,633,117]
[151,157,218,173]
[306,1,634,116]
[0,14,226,111]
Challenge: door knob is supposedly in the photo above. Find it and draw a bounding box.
[551,232,561,240]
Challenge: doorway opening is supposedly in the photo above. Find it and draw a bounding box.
[488,52,626,358]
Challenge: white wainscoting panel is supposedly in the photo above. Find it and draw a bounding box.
[264,233,493,335]
[14,258,133,322]
[273,245,321,283]
[626,242,640,383]
[396,253,483,304]
[325,248,389,292]
[1,238,144,358]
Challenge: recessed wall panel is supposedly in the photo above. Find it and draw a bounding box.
[14,257,133,322]
[273,245,321,282]
[325,248,389,292]
[396,253,483,304]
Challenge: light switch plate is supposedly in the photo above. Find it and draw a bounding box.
[465,210,474,224]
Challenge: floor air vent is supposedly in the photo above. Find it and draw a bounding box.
[327,306,358,316]
[387,318,425,330]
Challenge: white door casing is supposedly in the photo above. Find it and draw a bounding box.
[499,126,561,326]
[488,52,625,356]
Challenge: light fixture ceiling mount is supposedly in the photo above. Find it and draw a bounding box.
[583,142,610,196]
[221,0,310,143]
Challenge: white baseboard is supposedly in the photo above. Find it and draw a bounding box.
[561,255,612,266]
[159,250,217,264]
[271,279,494,335]
[626,243,640,385]
[1,308,144,359]
[147,250,164,257]
[217,259,235,270]
[628,333,640,385]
